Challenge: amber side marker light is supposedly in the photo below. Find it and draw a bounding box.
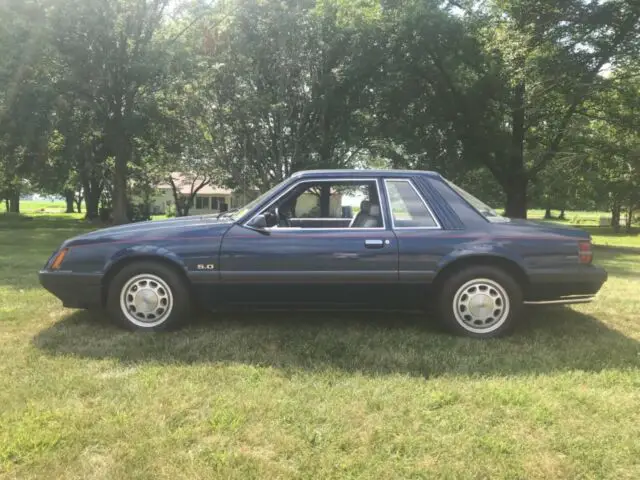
[578,240,593,264]
[50,248,69,270]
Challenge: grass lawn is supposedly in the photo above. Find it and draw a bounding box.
[1,200,85,220]
[526,210,640,248]
[1,217,640,479]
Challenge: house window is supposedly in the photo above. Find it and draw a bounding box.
[210,196,226,210]
[196,196,209,209]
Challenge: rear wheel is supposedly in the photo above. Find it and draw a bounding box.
[107,261,191,331]
[437,266,523,338]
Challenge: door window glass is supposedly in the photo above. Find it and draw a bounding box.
[259,180,384,229]
[385,180,438,228]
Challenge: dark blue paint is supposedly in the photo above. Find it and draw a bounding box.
[39,169,608,310]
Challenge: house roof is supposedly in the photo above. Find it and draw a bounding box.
[157,172,233,196]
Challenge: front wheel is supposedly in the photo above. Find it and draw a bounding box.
[107,261,192,331]
[437,266,523,338]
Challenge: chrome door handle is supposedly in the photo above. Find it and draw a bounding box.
[365,239,384,249]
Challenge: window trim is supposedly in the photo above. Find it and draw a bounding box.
[244,178,387,231]
[383,179,442,230]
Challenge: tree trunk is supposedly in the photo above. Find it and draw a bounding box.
[544,207,552,219]
[75,195,82,213]
[8,192,20,213]
[625,206,633,233]
[504,174,528,219]
[183,196,193,216]
[112,158,128,224]
[611,202,621,233]
[5,199,9,212]
[504,80,528,219]
[83,179,101,221]
[112,138,131,225]
[64,190,75,214]
[175,197,187,217]
[559,208,566,220]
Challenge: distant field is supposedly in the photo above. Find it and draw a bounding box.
[1,200,84,220]
[527,209,611,226]
[12,200,67,212]
[526,210,640,248]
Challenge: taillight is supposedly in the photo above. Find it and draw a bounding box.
[49,248,69,270]
[578,241,592,264]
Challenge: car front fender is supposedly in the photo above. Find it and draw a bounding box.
[103,245,188,276]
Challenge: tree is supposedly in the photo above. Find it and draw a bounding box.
[376,0,640,217]
[579,68,640,231]
[0,0,56,213]
[51,0,175,224]
[188,0,380,192]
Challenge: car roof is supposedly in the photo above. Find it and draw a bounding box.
[291,169,442,179]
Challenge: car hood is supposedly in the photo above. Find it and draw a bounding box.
[63,215,234,247]
[498,218,590,239]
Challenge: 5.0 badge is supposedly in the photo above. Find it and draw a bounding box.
[196,264,216,270]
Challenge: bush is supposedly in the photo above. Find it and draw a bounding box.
[166,203,177,218]
[127,203,151,223]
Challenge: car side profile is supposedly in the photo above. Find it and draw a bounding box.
[39,170,608,338]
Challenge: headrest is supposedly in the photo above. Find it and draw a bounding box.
[360,200,371,214]
[369,204,381,217]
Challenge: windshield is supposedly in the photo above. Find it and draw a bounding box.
[220,178,290,221]
[445,180,510,223]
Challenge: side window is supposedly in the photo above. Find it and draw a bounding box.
[385,180,439,228]
[258,179,384,229]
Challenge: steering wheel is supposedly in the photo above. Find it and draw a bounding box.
[275,207,292,227]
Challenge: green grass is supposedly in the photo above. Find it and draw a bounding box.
[1,199,84,220]
[525,210,640,248]
[527,209,611,225]
[1,216,639,479]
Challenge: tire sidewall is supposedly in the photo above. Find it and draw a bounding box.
[438,266,523,338]
[107,261,191,331]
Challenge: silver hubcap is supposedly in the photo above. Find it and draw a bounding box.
[453,278,510,333]
[120,274,173,327]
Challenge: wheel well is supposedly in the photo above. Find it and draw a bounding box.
[101,255,190,306]
[432,255,529,294]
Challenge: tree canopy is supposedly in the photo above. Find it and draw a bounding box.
[1,0,639,224]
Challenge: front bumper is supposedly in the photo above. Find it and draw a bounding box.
[525,264,608,305]
[39,271,103,309]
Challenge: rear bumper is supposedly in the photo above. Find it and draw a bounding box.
[525,264,608,305]
[39,271,103,309]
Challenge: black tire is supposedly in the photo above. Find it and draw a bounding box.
[106,261,192,331]
[437,265,523,338]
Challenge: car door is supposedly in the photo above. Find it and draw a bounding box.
[382,178,444,285]
[217,177,399,307]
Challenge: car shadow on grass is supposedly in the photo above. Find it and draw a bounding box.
[32,306,640,378]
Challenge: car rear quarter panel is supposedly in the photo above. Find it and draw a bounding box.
[409,174,584,282]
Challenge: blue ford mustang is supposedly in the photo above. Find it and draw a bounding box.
[39,169,607,338]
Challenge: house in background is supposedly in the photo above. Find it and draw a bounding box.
[150,172,362,218]
[152,173,242,215]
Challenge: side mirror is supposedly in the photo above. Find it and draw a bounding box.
[247,215,267,230]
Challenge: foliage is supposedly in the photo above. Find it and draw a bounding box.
[0,0,639,221]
